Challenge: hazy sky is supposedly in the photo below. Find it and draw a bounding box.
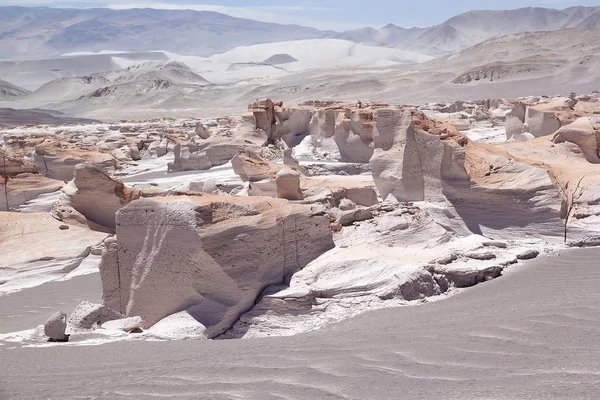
[2,0,599,30]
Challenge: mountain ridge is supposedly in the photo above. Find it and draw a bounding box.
[1,6,600,60]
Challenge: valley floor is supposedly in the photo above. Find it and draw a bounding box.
[1,248,599,399]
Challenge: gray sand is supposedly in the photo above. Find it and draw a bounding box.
[1,249,599,399]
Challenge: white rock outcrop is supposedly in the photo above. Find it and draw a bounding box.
[99,195,334,337]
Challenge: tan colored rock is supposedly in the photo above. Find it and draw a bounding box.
[0,150,37,177]
[66,164,141,232]
[169,137,258,172]
[525,105,561,137]
[276,168,303,200]
[67,301,123,330]
[195,122,211,139]
[232,150,286,182]
[0,173,63,211]
[552,117,600,163]
[99,195,334,337]
[33,139,116,181]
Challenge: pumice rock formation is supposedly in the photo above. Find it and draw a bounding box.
[370,108,468,202]
[33,138,116,181]
[552,117,600,163]
[99,195,334,337]
[66,164,141,232]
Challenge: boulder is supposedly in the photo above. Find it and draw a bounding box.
[44,311,67,341]
[147,311,208,340]
[169,137,257,172]
[195,122,211,139]
[67,301,123,330]
[99,195,334,337]
[516,249,540,260]
[101,316,143,332]
[276,168,303,200]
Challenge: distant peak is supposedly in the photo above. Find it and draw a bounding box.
[381,23,402,29]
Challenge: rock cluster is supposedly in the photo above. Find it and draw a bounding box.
[99,195,334,337]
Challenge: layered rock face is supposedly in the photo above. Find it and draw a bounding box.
[99,195,334,337]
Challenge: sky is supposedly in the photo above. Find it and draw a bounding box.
[1,0,599,30]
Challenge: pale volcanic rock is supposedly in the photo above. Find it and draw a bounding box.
[0,150,37,177]
[0,173,63,211]
[147,311,208,340]
[169,137,259,172]
[301,175,379,207]
[370,108,469,202]
[276,168,303,200]
[33,139,116,181]
[101,316,143,332]
[309,107,375,163]
[66,164,141,232]
[505,103,561,140]
[505,103,527,140]
[232,150,286,182]
[275,107,312,147]
[195,122,211,140]
[525,105,561,137]
[67,301,123,331]
[0,212,106,293]
[99,195,334,337]
[552,117,600,163]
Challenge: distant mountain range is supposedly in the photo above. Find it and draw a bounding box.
[1,6,599,60]
[334,6,600,55]
[0,6,324,59]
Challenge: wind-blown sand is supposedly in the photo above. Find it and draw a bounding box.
[1,248,598,399]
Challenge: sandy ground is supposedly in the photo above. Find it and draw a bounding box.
[1,248,598,399]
